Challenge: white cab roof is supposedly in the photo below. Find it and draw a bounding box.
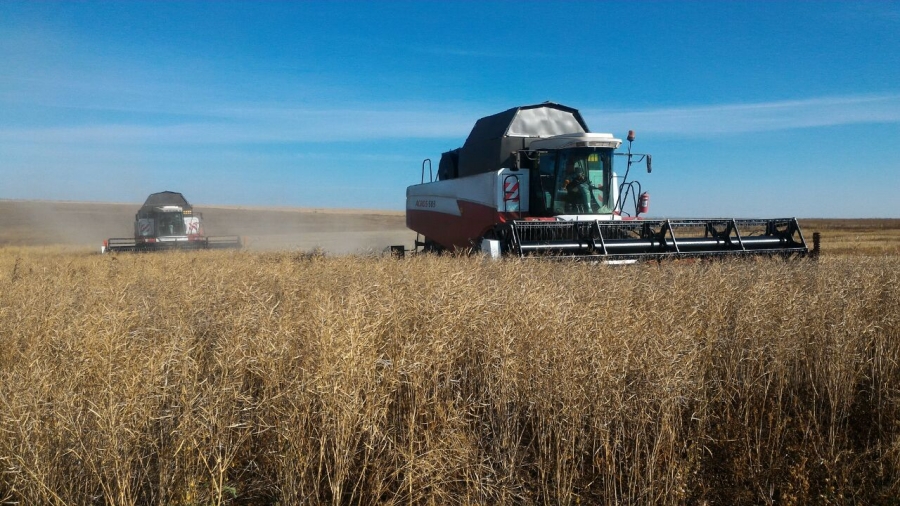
[528,132,622,150]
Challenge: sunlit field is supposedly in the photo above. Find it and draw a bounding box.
[800,219,900,257]
[1,220,899,505]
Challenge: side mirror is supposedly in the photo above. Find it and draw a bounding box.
[646,154,652,173]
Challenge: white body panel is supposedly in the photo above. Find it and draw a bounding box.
[185,216,201,235]
[556,214,621,222]
[481,239,501,258]
[137,218,155,237]
[406,168,530,215]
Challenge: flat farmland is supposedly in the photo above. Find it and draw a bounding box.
[1,199,897,256]
[1,201,899,505]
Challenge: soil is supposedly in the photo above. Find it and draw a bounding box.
[0,200,416,254]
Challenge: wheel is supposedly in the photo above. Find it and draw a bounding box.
[422,238,445,254]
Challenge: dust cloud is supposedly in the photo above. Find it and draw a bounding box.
[0,200,416,254]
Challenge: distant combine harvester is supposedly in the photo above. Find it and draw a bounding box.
[102,191,242,253]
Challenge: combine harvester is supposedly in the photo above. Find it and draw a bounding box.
[404,102,817,261]
[102,191,242,253]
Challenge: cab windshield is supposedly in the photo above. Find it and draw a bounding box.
[537,148,613,215]
[156,212,186,236]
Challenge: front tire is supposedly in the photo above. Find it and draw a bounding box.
[422,238,444,254]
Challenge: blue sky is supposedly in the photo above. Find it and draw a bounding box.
[1,1,899,218]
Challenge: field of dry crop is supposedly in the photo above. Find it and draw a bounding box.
[0,202,899,505]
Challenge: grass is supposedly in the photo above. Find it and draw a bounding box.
[0,222,899,504]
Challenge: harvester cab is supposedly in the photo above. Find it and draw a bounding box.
[136,205,190,238]
[102,191,242,253]
[405,102,815,261]
[517,130,651,219]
